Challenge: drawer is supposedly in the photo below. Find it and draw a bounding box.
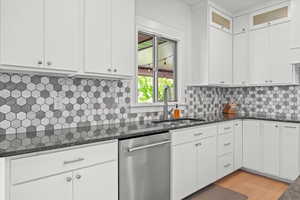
[218,132,233,156]
[171,125,217,145]
[11,141,118,184]
[218,122,233,134]
[218,153,234,178]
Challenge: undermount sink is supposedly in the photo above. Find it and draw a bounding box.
[152,118,205,124]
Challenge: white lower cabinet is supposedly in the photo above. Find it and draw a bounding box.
[196,136,217,189]
[279,124,300,180]
[8,141,118,200]
[243,120,300,181]
[11,172,73,200]
[218,153,234,179]
[171,125,217,200]
[233,121,243,170]
[243,120,262,171]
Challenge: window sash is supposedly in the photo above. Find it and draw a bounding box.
[137,31,178,104]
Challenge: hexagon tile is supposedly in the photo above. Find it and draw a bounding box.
[0,73,132,135]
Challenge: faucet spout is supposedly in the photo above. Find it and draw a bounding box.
[163,86,171,120]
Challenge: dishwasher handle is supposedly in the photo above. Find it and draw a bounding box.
[128,140,171,152]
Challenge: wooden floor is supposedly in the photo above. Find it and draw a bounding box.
[215,170,289,200]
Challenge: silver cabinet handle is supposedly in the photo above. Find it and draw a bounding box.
[224,163,231,168]
[66,177,72,182]
[224,142,231,146]
[194,133,203,137]
[38,61,43,65]
[113,69,117,72]
[63,158,85,165]
[128,140,170,152]
[47,61,52,66]
[220,81,225,84]
[108,68,112,72]
[195,142,202,147]
[224,127,231,130]
[76,174,82,180]
[285,126,297,129]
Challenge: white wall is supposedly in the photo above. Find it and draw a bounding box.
[135,0,192,107]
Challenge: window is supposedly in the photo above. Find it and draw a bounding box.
[137,31,177,104]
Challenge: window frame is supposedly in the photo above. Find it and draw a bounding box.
[132,17,185,110]
[137,31,178,104]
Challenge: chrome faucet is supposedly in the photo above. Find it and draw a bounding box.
[163,86,171,120]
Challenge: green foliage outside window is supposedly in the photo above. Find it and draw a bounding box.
[138,76,175,103]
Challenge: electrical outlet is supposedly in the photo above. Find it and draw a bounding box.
[54,96,64,110]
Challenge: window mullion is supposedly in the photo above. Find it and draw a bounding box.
[153,36,158,103]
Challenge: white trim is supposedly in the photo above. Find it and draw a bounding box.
[0,158,6,200]
[132,16,186,110]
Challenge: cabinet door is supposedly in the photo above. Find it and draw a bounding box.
[74,161,118,200]
[44,0,80,72]
[269,22,292,84]
[233,33,249,85]
[11,173,72,200]
[279,124,299,181]
[234,121,243,170]
[261,122,280,176]
[243,120,262,171]
[172,143,197,200]
[209,27,232,85]
[84,0,112,75]
[0,0,44,68]
[196,136,217,189]
[291,0,300,49]
[210,8,232,33]
[249,28,270,84]
[111,0,135,76]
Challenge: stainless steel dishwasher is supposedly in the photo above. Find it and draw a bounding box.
[119,132,171,200]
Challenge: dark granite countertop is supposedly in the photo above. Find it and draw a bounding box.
[280,177,300,200]
[0,113,300,157]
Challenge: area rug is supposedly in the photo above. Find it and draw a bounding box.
[185,185,248,200]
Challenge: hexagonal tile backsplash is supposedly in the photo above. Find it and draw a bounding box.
[0,73,131,135]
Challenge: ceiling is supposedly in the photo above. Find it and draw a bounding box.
[184,0,275,14]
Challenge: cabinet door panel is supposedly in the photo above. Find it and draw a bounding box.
[280,124,299,181]
[249,28,270,84]
[196,136,217,189]
[44,0,80,71]
[291,0,300,49]
[111,0,135,76]
[243,120,262,171]
[233,33,249,85]
[209,27,232,84]
[84,0,112,74]
[74,162,118,200]
[261,122,279,176]
[172,143,197,200]
[234,121,243,170]
[269,22,292,84]
[1,0,43,68]
[11,173,72,200]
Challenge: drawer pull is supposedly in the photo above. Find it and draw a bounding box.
[224,163,231,168]
[63,158,85,165]
[224,142,231,146]
[66,177,72,182]
[224,127,231,130]
[285,126,297,129]
[194,133,203,137]
[76,174,82,180]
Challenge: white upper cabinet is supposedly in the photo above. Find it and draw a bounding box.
[0,0,80,72]
[210,8,232,33]
[249,27,270,84]
[111,0,135,77]
[0,0,44,68]
[233,31,249,85]
[209,26,233,85]
[233,14,249,34]
[84,0,112,75]
[250,2,290,30]
[44,0,81,71]
[84,0,135,77]
[290,0,300,63]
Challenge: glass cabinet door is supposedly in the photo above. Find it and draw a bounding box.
[210,8,232,33]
